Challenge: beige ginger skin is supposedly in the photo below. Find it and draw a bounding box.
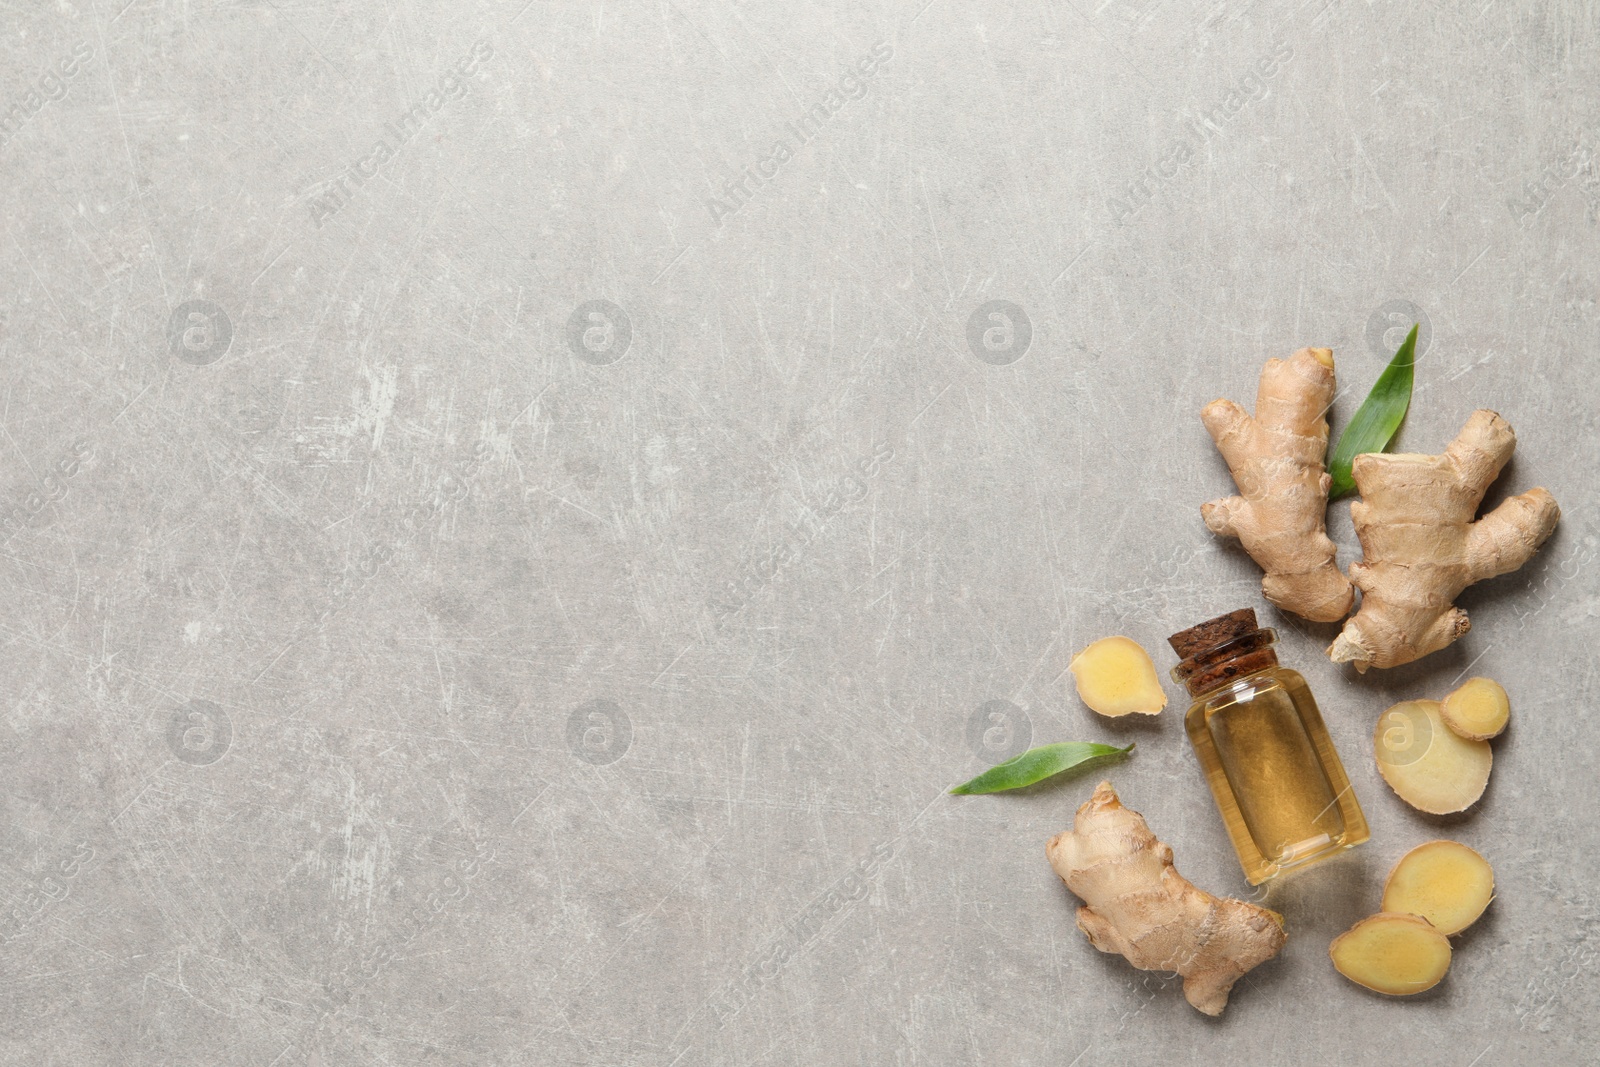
[1329,409,1560,671]
[1201,348,1356,622]
[1047,781,1286,1016]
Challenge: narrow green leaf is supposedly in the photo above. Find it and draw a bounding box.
[1328,324,1418,500]
[949,742,1134,795]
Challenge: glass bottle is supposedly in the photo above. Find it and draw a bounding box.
[1169,608,1369,885]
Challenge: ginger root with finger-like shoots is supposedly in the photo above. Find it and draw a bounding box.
[1201,348,1356,622]
[1046,781,1287,1016]
[1328,409,1560,671]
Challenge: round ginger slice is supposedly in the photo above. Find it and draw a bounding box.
[1329,913,1452,996]
[1373,700,1492,814]
[1068,637,1167,717]
[1440,677,1510,740]
[1382,840,1494,936]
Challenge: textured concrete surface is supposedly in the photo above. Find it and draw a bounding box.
[1,1,1597,1064]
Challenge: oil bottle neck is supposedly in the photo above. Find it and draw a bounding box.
[1170,628,1280,698]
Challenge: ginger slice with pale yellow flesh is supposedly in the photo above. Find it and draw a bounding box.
[1068,637,1166,717]
[1441,677,1510,740]
[1374,700,1492,815]
[1330,913,1452,995]
[1382,840,1494,936]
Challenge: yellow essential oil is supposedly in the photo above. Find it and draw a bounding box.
[1169,609,1369,885]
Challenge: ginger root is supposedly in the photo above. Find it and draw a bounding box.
[1328,410,1560,671]
[1068,637,1167,717]
[1200,347,1355,622]
[1374,700,1492,815]
[1382,840,1494,936]
[1329,913,1452,996]
[1441,677,1510,740]
[1046,781,1286,1016]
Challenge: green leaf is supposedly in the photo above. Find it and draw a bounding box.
[1328,324,1418,500]
[949,742,1134,795]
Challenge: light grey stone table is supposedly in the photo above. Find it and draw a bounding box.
[1,2,1596,1064]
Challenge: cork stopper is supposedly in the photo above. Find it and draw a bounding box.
[1168,608,1279,696]
[1168,608,1258,660]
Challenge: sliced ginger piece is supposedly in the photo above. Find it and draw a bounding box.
[1329,913,1452,995]
[1382,840,1495,935]
[1374,700,1492,814]
[1441,677,1510,740]
[1068,637,1167,717]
